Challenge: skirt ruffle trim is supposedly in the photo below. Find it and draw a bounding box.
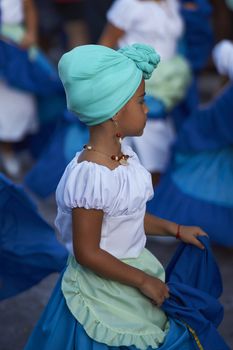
[61,254,169,350]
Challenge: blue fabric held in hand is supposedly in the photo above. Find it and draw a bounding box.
[162,236,230,349]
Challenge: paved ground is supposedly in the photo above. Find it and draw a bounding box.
[0,73,232,349]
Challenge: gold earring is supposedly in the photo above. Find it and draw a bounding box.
[112,118,122,144]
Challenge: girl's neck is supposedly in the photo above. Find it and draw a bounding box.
[89,123,122,156]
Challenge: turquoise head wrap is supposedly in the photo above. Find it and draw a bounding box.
[58,44,160,126]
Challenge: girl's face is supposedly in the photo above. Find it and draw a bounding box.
[117,80,148,137]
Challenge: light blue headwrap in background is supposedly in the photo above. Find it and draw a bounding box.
[225,0,233,11]
[58,44,160,126]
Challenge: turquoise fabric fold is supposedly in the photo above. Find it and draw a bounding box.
[58,44,160,126]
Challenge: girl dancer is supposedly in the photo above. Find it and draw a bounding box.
[24,43,226,349]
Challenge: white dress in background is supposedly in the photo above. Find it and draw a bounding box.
[0,0,38,143]
[107,0,183,60]
[0,82,37,142]
[0,0,24,25]
[107,0,183,173]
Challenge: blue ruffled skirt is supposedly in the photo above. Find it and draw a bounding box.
[24,274,195,350]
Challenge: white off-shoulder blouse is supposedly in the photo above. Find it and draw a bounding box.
[107,0,183,60]
[55,145,154,258]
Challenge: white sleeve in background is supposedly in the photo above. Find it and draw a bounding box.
[0,0,24,25]
[212,40,233,80]
[107,0,139,31]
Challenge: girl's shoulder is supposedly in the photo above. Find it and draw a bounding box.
[55,145,141,212]
[55,157,117,212]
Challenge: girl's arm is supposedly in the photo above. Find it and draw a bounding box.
[144,213,208,249]
[21,0,38,48]
[98,23,124,48]
[72,207,169,306]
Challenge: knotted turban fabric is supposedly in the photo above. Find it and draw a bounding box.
[58,44,160,126]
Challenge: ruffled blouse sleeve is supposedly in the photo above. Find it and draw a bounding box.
[57,160,114,213]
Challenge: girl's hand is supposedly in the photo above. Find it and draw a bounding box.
[139,275,169,307]
[177,225,208,249]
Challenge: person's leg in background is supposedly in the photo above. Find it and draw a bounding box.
[54,0,89,49]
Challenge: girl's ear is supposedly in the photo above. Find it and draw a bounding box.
[111,112,119,122]
[112,105,125,121]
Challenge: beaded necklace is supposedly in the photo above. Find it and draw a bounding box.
[83,144,130,166]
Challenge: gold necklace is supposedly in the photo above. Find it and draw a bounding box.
[83,144,130,166]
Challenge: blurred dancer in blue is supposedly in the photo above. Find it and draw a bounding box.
[25,112,88,198]
[0,0,39,177]
[171,0,214,131]
[0,173,68,300]
[0,0,65,178]
[24,43,228,350]
[147,40,233,247]
[179,0,213,74]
